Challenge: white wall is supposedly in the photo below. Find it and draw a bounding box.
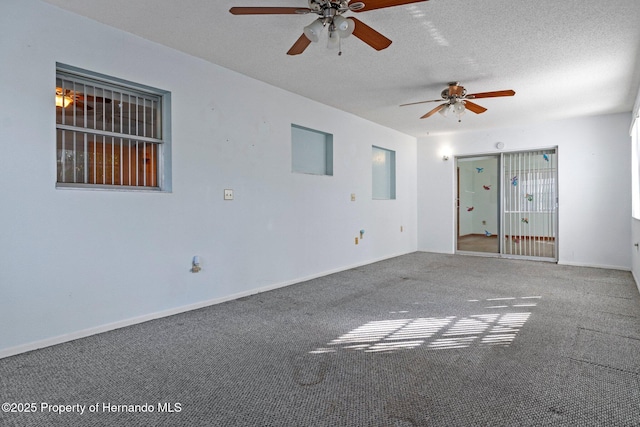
[417,113,632,270]
[631,89,640,291]
[0,0,418,357]
[633,219,640,292]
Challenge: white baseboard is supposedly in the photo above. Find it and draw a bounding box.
[0,251,411,360]
[633,270,640,294]
[557,260,632,271]
[417,249,455,255]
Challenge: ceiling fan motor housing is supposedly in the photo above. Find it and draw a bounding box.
[443,82,466,100]
[308,0,350,14]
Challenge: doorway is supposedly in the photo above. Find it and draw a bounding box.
[456,149,558,261]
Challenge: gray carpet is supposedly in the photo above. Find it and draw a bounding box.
[1,252,639,426]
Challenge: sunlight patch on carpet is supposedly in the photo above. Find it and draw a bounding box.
[310,297,537,354]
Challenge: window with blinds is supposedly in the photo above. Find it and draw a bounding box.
[55,65,168,189]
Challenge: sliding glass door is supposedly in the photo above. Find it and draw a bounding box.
[456,149,558,261]
[503,150,557,259]
[457,156,500,254]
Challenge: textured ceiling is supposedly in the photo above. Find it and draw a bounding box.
[42,0,640,137]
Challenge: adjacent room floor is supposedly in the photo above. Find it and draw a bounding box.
[1,252,638,426]
[458,234,556,259]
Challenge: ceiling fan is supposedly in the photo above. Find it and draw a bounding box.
[230,0,429,55]
[56,87,112,110]
[400,82,515,122]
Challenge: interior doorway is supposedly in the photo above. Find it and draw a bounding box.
[456,149,558,261]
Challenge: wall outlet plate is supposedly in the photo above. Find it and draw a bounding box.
[224,189,234,200]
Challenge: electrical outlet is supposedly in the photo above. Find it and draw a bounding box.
[351,193,356,202]
[224,189,234,200]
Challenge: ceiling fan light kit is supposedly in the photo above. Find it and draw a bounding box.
[303,18,325,42]
[230,0,428,55]
[55,90,73,108]
[333,15,355,36]
[436,102,463,121]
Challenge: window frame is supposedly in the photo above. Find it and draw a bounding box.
[55,63,171,191]
[291,124,334,176]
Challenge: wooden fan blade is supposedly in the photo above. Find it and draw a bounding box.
[74,101,93,111]
[77,95,112,103]
[351,0,428,12]
[400,98,443,107]
[467,89,515,99]
[229,7,310,15]
[464,100,487,114]
[287,33,312,55]
[421,104,445,119]
[351,18,392,51]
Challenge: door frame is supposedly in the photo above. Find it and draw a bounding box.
[455,148,558,262]
[455,154,501,256]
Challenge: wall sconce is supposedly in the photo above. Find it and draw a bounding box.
[442,155,450,161]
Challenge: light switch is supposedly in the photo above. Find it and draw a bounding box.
[351,193,356,201]
[224,189,234,200]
